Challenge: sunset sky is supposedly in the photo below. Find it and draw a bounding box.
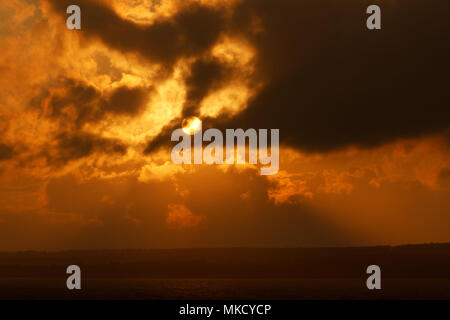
[0,0,449,251]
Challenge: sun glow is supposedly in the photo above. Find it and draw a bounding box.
[182,116,202,135]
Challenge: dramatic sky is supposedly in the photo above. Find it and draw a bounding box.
[0,0,449,250]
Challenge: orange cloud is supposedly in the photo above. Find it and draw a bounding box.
[166,204,204,228]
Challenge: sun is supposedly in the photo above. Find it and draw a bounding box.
[182,117,202,135]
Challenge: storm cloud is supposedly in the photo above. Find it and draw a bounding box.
[139,0,450,154]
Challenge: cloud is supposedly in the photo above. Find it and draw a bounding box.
[44,0,228,68]
[438,168,450,190]
[181,58,234,118]
[268,136,450,205]
[37,77,150,128]
[138,161,186,182]
[0,143,14,161]
[16,76,154,166]
[49,131,127,164]
[144,0,450,155]
[108,85,149,115]
[166,203,204,228]
[222,0,450,151]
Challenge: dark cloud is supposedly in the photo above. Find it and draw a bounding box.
[45,0,227,68]
[182,58,234,118]
[144,118,179,154]
[108,86,149,115]
[51,131,127,164]
[219,0,450,152]
[38,78,150,128]
[439,168,450,189]
[22,78,141,166]
[145,0,450,154]
[0,143,14,161]
[144,58,235,153]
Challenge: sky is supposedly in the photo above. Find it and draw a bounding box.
[0,0,449,250]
